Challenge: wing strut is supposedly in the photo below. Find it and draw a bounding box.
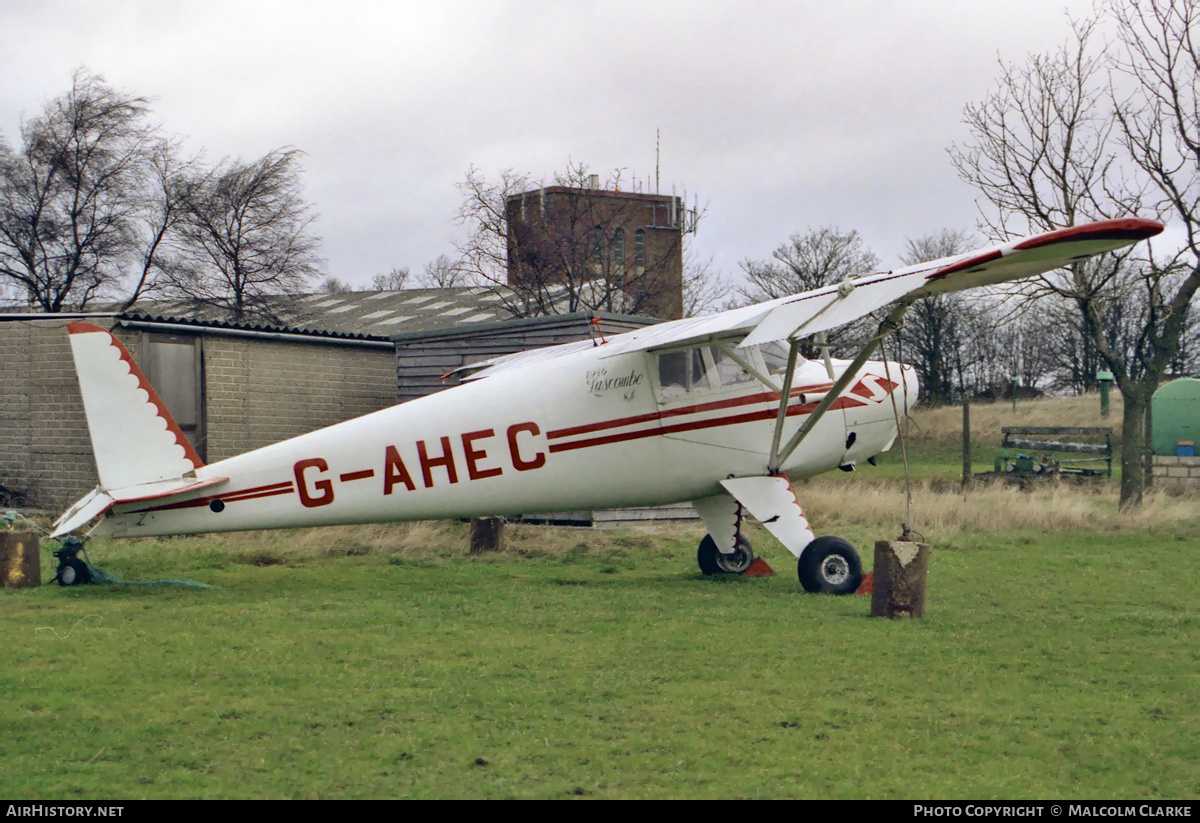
[767,299,915,474]
[767,341,802,470]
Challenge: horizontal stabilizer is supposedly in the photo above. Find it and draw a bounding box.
[49,476,230,538]
[107,476,229,504]
[49,488,115,538]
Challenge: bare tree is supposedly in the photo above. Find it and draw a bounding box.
[371,267,411,290]
[454,164,530,288]
[951,4,1200,508]
[897,229,977,405]
[736,226,879,358]
[682,248,730,316]
[119,136,207,309]
[0,69,155,310]
[419,254,468,288]
[738,226,879,302]
[171,148,322,321]
[319,275,355,293]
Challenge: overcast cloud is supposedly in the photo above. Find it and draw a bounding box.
[0,0,1098,290]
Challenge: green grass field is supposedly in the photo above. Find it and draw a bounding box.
[3,395,1195,799]
[2,511,1198,799]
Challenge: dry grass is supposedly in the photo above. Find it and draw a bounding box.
[799,474,1197,540]
[92,473,1196,572]
[907,392,1122,445]
[100,517,655,569]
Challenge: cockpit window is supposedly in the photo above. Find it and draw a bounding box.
[658,349,709,397]
[708,346,756,387]
[759,341,794,375]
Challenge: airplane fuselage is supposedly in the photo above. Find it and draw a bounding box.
[94,341,916,538]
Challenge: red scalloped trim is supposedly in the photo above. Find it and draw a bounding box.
[769,473,816,541]
[67,322,205,470]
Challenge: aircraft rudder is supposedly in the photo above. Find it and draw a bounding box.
[66,322,204,491]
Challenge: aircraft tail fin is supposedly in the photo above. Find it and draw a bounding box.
[65,322,204,492]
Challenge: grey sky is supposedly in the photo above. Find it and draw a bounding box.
[0,0,1096,290]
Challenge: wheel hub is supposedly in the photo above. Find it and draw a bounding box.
[821,555,850,585]
[715,547,752,574]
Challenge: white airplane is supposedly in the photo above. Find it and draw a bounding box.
[50,218,1162,592]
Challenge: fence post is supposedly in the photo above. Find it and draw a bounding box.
[469,517,504,556]
[962,396,972,490]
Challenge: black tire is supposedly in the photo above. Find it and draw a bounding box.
[697,534,754,576]
[797,536,862,595]
[56,557,91,587]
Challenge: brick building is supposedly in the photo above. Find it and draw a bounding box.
[0,316,396,510]
[506,184,691,320]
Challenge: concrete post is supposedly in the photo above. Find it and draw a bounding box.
[870,540,930,618]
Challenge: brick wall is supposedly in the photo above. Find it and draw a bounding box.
[1152,455,1200,492]
[203,336,396,461]
[1,320,396,510]
[0,320,139,508]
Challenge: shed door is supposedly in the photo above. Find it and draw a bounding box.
[140,333,206,462]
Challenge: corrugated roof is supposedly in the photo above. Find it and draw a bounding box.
[119,288,523,340]
[3,285,661,341]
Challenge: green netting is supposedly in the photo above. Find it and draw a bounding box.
[85,563,219,589]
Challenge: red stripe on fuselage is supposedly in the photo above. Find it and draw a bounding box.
[547,394,867,454]
[546,383,834,440]
[126,480,295,513]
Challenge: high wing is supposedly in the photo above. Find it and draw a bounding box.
[608,217,1164,355]
[459,217,1162,380]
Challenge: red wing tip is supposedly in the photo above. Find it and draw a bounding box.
[1011,217,1165,250]
[66,321,110,335]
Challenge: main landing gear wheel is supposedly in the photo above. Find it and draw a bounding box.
[797,536,862,595]
[697,534,755,576]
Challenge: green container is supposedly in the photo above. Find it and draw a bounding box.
[1151,377,1200,456]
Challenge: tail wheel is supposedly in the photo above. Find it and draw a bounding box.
[697,534,754,576]
[56,557,92,587]
[797,536,862,594]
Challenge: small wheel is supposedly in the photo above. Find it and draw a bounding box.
[56,557,91,587]
[697,534,754,576]
[797,536,862,595]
